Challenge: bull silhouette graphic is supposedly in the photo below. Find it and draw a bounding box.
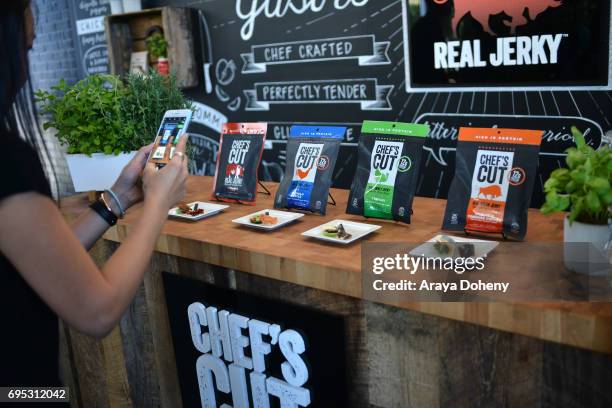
[451,0,562,35]
[478,185,503,199]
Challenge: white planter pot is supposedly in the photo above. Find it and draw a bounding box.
[109,0,123,14]
[122,0,142,13]
[66,152,136,192]
[564,216,610,276]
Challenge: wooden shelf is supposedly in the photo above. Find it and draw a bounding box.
[104,7,198,88]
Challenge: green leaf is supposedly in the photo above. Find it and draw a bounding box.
[549,168,570,181]
[566,150,586,169]
[544,178,559,192]
[558,195,570,211]
[571,126,586,149]
[586,190,601,213]
[540,203,554,215]
[570,169,587,185]
[545,191,560,209]
[587,177,609,194]
[568,197,584,223]
[603,190,612,206]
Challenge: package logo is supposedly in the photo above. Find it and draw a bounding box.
[294,143,323,182]
[508,167,526,186]
[398,156,412,173]
[467,150,515,233]
[225,139,251,187]
[364,141,404,219]
[287,143,324,208]
[316,155,330,171]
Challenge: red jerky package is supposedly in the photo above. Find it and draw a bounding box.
[211,123,267,205]
[442,127,543,240]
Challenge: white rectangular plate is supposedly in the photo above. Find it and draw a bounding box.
[409,234,499,259]
[168,202,229,221]
[302,220,382,245]
[233,209,305,231]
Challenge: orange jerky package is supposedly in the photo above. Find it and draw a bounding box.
[211,123,267,205]
[442,127,543,240]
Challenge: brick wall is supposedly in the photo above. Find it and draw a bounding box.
[29,0,79,197]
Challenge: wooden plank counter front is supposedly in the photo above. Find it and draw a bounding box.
[103,176,612,355]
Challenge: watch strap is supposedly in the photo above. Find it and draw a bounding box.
[90,199,118,226]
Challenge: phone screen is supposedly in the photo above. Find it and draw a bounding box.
[150,115,189,168]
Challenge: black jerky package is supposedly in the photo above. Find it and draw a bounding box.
[347,121,429,224]
[442,127,543,240]
[211,123,267,205]
[274,126,345,215]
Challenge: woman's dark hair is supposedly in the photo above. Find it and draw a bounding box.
[1,0,58,196]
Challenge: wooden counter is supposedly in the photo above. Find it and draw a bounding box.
[100,176,612,355]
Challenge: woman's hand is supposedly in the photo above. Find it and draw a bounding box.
[110,144,154,212]
[142,135,189,212]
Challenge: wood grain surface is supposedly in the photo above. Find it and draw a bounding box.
[94,176,612,354]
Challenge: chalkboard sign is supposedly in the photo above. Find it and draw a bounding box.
[146,0,611,208]
[402,0,612,90]
[69,0,111,78]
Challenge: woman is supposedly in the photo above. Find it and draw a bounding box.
[0,1,188,388]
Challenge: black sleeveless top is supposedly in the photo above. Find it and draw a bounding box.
[0,133,60,387]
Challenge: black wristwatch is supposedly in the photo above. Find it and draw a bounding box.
[90,199,118,226]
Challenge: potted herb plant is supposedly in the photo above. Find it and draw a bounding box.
[146,32,169,76]
[541,127,611,275]
[36,72,191,192]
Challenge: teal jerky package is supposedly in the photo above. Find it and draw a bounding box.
[275,126,345,215]
[346,121,429,224]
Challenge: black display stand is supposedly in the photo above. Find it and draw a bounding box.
[328,192,337,206]
[258,181,271,195]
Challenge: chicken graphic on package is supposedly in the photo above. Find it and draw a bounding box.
[451,0,562,34]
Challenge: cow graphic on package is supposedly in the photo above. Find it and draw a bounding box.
[478,185,503,199]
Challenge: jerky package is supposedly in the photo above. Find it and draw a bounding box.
[442,127,543,240]
[211,123,267,205]
[346,121,429,224]
[275,126,345,215]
